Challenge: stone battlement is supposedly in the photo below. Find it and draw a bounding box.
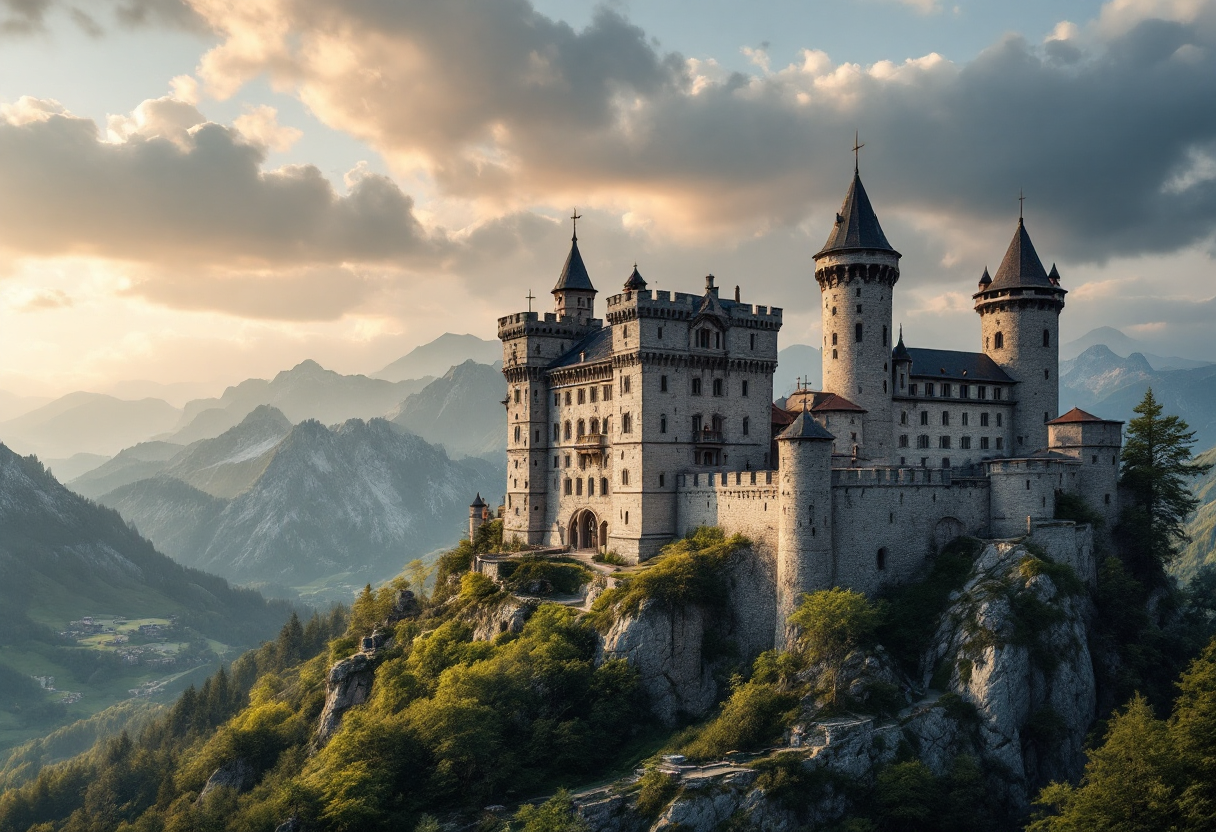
[497,310,603,340]
[604,289,782,326]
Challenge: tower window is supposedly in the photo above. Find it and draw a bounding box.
[660,415,667,433]
[901,411,908,425]
[622,413,633,433]
[855,322,864,342]
[590,387,597,403]
[1044,369,1050,380]
[832,349,838,359]
[564,478,572,495]
[997,413,1003,427]
[658,326,663,339]
[832,332,838,346]
[877,548,887,571]
[660,375,668,392]
[883,325,888,346]
[743,417,750,436]
[750,333,756,350]
[514,388,520,403]
[514,426,521,442]
[659,473,665,487]
[601,478,608,495]
[856,287,862,297]
[1044,411,1049,423]
[553,423,560,440]
[576,478,583,495]
[742,380,749,397]
[603,385,612,401]
[1043,329,1050,347]
[565,391,572,405]
[554,392,560,406]
[621,469,629,485]
[994,332,1004,349]
[622,375,631,393]
[692,378,702,395]
[564,421,572,440]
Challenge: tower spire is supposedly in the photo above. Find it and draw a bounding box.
[852,130,864,174]
[571,208,581,241]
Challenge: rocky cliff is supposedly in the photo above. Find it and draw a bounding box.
[576,541,1097,830]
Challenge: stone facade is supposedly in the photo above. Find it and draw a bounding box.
[493,164,1121,649]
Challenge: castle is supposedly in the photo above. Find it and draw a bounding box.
[491,161,1121,642]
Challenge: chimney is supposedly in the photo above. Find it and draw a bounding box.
[705,274,718,296]
[734,285,741,303]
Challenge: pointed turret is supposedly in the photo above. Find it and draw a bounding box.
[551,213,597,322]
[978,266,992,289]
[989,218,1052,290]
[891,325,911,363]
[816,171,900,257]
[1048,263,1061,285]
[623,265,646,291]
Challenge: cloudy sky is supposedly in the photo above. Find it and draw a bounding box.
[0,0,1214,399]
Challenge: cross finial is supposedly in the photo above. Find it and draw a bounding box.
[1018,190,1025,222]
[852,130,864,174]
[571,208,581,241]
[525,289,536,313]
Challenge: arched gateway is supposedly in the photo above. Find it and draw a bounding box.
[569,509,602,551]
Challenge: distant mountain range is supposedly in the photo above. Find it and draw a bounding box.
[90,408,503,598]
[390,360,505,459]
[1061,326,1211,371]
[166,360,433,445]
[374,333,501,382]
[0,393,181,458]
[1059,345,1216,451]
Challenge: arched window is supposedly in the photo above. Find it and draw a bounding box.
[622,413,632,433]
[1043,329,1050,347]
[831,332,838,346]
[994,331,1004,349]
[564,421,572,440]
[577,419,585,437]
[832,349,838,359]
[590,417,599,434]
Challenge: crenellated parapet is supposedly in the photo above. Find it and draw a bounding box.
[604,289,782,330]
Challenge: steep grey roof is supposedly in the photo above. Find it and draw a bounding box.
[470,493,486,508]
[549,327,613,369]
[990,219,1052,290]
[816,172,899,257]
[552,238,596,294]
[978,266,992,287]
[778,411,835,441]
[891,327,911,362]
[905,347,1014,383]
[623,266,647,291]
[1048,263,1061,283]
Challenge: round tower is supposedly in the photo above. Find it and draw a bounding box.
[775,411,835,649]
[469,493,488,542]
[815,163,900,464]
[552,213,597,325]
[975,218,1066,453]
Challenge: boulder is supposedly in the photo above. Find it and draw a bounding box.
[314,653,375,747]
[196,758,255,803]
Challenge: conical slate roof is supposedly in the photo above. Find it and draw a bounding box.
[777,411,835,441]
[623,265,647,290]
[817,172,898,257]
[552,238,595,294]
[470,492,486,508]
[989,219,1051,290]
[1048,263,1061,284]
[978,266,992,288]
[891,326,911,361]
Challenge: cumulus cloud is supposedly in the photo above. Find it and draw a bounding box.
[232,104,301,152]
[1,0,207,34]
[180,0,1216,264]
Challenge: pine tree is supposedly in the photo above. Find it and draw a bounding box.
[1119,387,1211,575]
[1172,639,1216,828]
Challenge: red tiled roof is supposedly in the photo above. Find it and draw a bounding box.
[1047,407,1123,425]
[784,390,867,414]
[771,403,795,425]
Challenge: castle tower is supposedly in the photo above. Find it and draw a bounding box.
[469,493,488,542]
[814,164,900,463]
[975,217,1066,452]
[775,411,835,648]
[1048,407,1123,531]
[552,216,597,325]
[499,218,601,546]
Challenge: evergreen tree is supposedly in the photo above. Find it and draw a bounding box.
[1119,388,1211,575]
[1173,640,1216,828]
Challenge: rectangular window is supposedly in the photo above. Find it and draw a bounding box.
[578,388,585,404]
[554,392,560,406]
[692,378,703,396]
[980,412,989,427]
[962,412,969,426]
[920,411,929,426]
[590,387,598,403]
[939,436,951,449]
[554,455,559,468]
[910,383,918,396]
[622,375,631,394]
[564,478,572,495]
[978,386,987,400]
[961,385,970,399]
[554,424,560,440]
[993,387,1003,401]
[712,378,723,396]
[980,437,990,450]
[925,383,935,397]
[660,375,668,392]
[576,478,583,496]
[659,473,666,487]
[899,434,909,448]
[996,437,1005,449]
[942,383,952,397]
[996,413,1003,427]
[565,391,571,405]
[742,380,749,397]
[901,411,908,425]
[603,385,612,401]
[917,435,930,449]
[960,436,971,449]
[657,326,663,340]
[941,411,950,426]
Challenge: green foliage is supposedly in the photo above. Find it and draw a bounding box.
[592,551,628,567]
[1031,638,1216,831]
[460,571,501,602]
[505,558,594,596]
[875,537,982,674]
[586,527,749,630]
[633,768,680,819]
[1118,388,1212,577]
[749,753,840,811]
[790,588,883,706]
[512,789,589,831]
[839,755,998,832]
[1018,554,1084,596]
[1054,491,1105,529]
[681,676,797,760]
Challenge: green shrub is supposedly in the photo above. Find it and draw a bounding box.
[460,571,501,602]
[682,679,797,760]
[507,558,594,595]
[512,788,588,831]
[790,588,884,706]
[750,753,839,810]
[586,527,749,630]
[634,768,680,818]
[592,550,628,566]
[1055,492,1105,528]
[1019,554,1085,596]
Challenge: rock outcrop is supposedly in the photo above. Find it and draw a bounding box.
[464,596,534,642]
[314,653,375,747]
[576,542,1097,830]
[196,758,255,803]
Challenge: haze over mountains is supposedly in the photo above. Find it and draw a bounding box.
[374,333,500,382]
[89,408,502,600]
